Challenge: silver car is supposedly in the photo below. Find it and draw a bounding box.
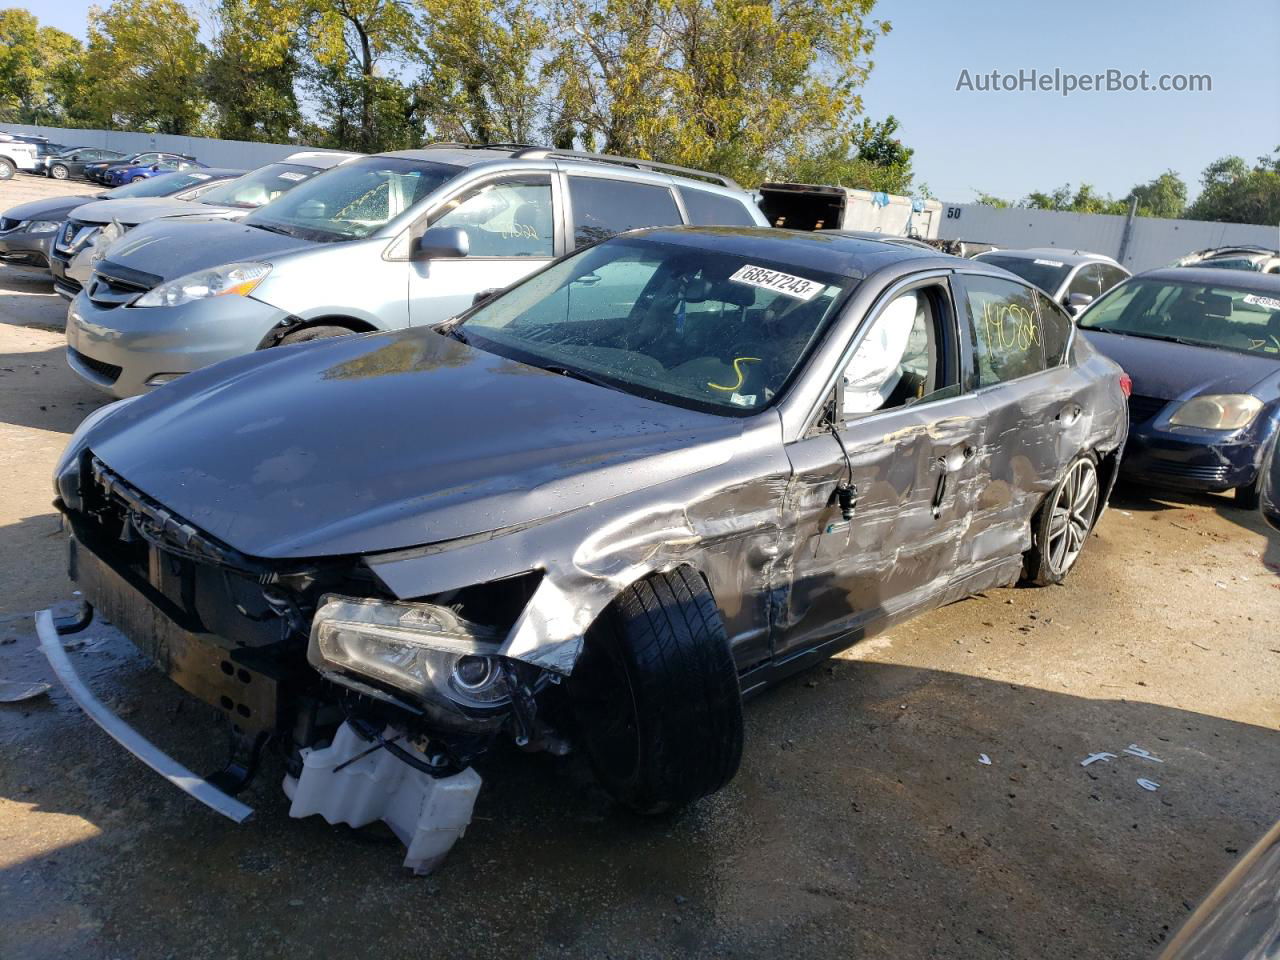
[50,151,359,298]
[973,247,1130,315]
[65,145,768,397]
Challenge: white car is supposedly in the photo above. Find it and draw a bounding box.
[0,135,40,179]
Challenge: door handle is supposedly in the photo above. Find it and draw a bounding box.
[931,458,948,518]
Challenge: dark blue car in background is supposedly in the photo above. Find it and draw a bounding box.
[105,156,206,186]
[1078,268,1280,508]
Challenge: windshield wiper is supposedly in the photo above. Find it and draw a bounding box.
[1085,328,1203,348]
[534,363,617,390]
[252,221,297,238]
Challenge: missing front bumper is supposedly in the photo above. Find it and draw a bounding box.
[35,608,255,823]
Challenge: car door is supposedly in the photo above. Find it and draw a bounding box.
[775,273,987,660]
[406,172,560,326]
[952,271,1085,570]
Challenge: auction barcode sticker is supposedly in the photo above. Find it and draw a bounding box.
[729,264,822,301]
[1243,294,1280,310]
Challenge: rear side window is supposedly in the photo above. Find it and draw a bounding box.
[678,187,757,226]
[1034,290,1074,366]
[962,275,1046,385]
[568,177,681,247]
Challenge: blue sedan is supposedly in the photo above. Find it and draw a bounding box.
[106,158,205,186]
[1078,267,1280,508]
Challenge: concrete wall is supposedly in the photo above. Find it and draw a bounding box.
[936,202,1279,273]
[2,123,349,171]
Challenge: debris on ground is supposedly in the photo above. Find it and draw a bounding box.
[0,679,51,703]
[978,754,992,765]
[1123,744,1165,763]
[1137,779,1160,792]
[1081,752,1118,767]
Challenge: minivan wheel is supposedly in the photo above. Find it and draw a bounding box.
[1024,453,1100,586]
[0,159,14,181]
[277,324,355,346]
[49,163,70,180]
[567,568,743,815]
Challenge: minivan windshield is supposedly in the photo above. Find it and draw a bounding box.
[1079,278,1280,357]
[197,162,323,209]
[243,157,460,242]
[975,253,1073,293]
[458,237,854,415]
[102,170,220,199]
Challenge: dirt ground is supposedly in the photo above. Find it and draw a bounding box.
[0,173,1277,960]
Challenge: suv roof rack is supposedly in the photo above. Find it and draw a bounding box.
[420,141,740,190]
[512,146,740,190]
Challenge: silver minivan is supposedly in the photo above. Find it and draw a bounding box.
[65,145,768,397]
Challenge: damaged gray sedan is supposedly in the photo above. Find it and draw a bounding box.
[43,227,1128,871]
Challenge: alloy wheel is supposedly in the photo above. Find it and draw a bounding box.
[1047,458,1099,575]
[51,164,69,179]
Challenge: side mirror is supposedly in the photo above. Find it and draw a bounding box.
[414,226,469,261]
[1066,292,1094,317]
[472,287,501,306]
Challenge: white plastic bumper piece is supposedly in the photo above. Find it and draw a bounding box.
[283,721,482,875]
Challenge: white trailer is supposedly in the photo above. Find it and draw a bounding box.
[758,182,942,239]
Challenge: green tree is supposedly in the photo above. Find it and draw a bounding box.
[82,0,209,134]
[0,9,84,124]
[1186,151,1280,225]
[544,0,890,187]
[412,0,546,144]
[1120,170,1186,219]
[973,191,1010,208]
[204,0,304,142]
[301,0,419,152]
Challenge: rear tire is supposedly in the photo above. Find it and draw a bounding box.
[1024,453,1100,586]
[277,324,355,346]
[567,568,743,814]
[0,159,14,181]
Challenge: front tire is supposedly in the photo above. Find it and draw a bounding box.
[567,568,743,814]
[49,163,70,180]
[131,175,145,183]
[1024,453,1100,585]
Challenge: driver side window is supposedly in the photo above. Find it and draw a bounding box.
[841,283,953,418]
[429,177,553,258]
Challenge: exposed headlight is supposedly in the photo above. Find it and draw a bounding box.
[26,220,60,234]
[1167,394,1263,430]
[133,261,271,308]
[53,396,142,495]
[309,595,510,710]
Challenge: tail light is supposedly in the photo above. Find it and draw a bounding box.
[1118,372,1133,398]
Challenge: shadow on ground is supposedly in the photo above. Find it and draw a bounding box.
[2,637,1276,960]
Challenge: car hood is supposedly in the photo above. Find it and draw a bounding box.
[1080,329,1280,399]
[101,217,317,281]
[81,328,745,559]
[3,194,96,221]
[69,197,240,228]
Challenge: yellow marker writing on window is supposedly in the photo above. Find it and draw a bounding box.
[708,357,762,392]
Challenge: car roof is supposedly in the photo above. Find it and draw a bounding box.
[978,247,1120,267]
[1132,267,1280,293]
[621,226,960,279]
[280,150,362,170]
[377,145,746,194]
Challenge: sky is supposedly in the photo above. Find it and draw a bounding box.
[20,0,1280,204]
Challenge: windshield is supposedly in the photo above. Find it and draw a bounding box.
[103,170,218,199]
[197,163,322,209]
[243,157,460,242]
[1197,257,1264,272]
[976,253,1073,293]
[458,237,854,415]
[1079,277,1280,356]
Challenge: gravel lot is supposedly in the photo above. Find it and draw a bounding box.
[1,173,1277,960]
